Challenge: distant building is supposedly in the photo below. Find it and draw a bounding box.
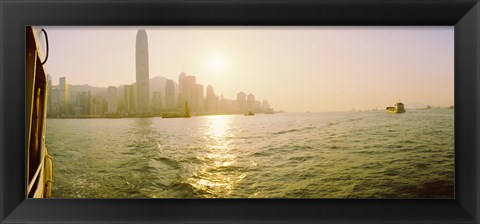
[49,87,60,116]
[136,29,150,114]
[46,74,52,115]
[177,72,187,109]
[196,84,204,113]
[165,79,175,110]
[255,101,262,112]
[107,86,118,114]
[124,84,136,114]
[205,85,218,114]
[177,73,198,113]
[247,93,255,112]
[262,100,272,113]
[237,91,246,112]
[152,91,162,113]
[220,95,234,114]
[58,77,69,115]
[59,77,68,104]
[76,91,91,115]
[91,96,104,116]
[185,75,197,111]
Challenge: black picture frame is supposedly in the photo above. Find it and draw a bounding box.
[1,0,479,223]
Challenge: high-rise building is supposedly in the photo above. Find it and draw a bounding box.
[237,91,247,112]
[59,77,68,104]
[247,93,255,111]
[196,84,204,113]
[178,72,187,109]
[177,72,198,112]
[262,100,272,112]
[165,79,175,110]
[124,84,136,114]
[185,75,197,111]
[46,74,52,114]
[178,72,187,93]
[91,96,104,116]
[76,91,91,115]
[58,77,69,114]
[205,85,218,114]
[107,86,118,114]
[220,95,231,113]
[136,29,150,114]
[49,87,60,116]
[152,91,162,113]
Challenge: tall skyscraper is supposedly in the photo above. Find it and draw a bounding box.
[136,29,150,114]
[165,79,175,110]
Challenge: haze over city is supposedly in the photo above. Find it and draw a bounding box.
[42,26,454,112]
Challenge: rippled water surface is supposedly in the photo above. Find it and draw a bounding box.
[46,109,454,198]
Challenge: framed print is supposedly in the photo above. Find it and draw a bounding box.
[1,0,479,223]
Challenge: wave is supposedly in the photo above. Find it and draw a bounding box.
[272,126,315,135]
[287,155,314,162]
[168,182,206,198]
[152,156,181,169]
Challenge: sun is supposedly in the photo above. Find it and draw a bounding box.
[206,53,228,74]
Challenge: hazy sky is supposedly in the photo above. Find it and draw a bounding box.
[42,26,454,112]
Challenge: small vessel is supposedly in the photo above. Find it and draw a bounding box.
[162,101,191,118]
[26,26,53,198]
[244,111,255,116]
[386,101,406,114]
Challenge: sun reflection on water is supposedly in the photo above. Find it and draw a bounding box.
[187,115,246,197]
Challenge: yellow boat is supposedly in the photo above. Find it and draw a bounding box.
[244,111,255,116]
[386,101,406,114]
[26,26,53,198]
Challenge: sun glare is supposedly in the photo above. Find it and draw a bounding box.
[206,53,228,74]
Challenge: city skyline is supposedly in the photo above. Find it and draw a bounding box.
[46,74,273,117]
[42,26,454,112]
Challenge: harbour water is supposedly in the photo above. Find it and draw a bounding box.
[46,109,454,198]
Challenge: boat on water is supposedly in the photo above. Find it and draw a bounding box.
[26,26,53,198]
[162,101,191,118]
[386,101,406,114]
[244,111,255,116]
